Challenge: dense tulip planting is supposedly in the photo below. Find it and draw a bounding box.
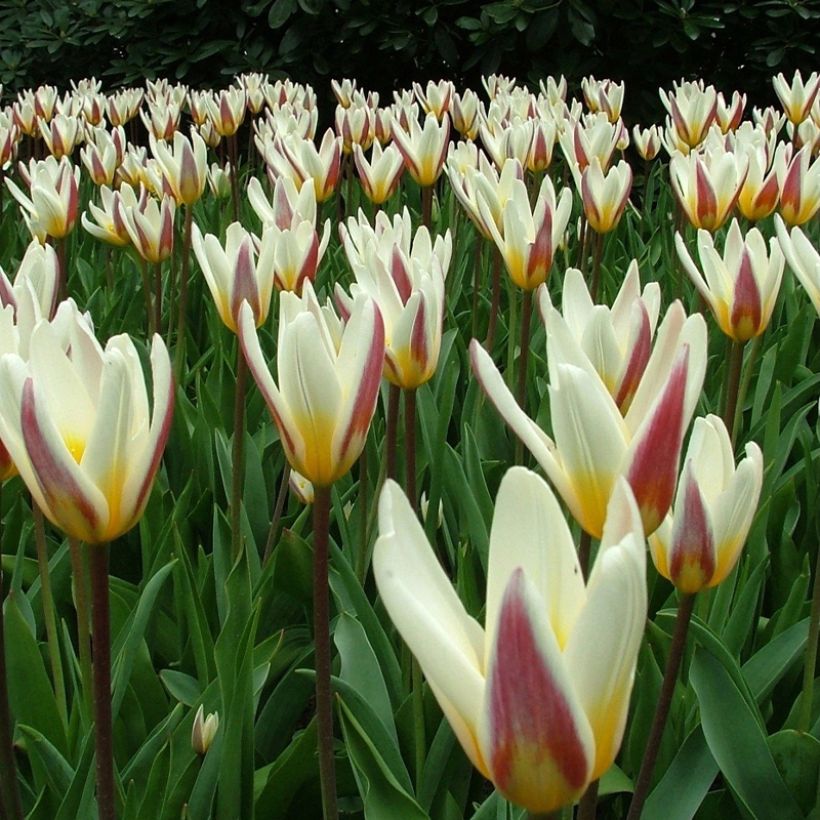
[0,67,819,820]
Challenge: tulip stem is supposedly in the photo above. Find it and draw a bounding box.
[356,448,368,584]
[578,530,592,580]
[516,289,533,416]
[89,544,116,820]
[312,485,338,820]
[421,185,433,230]
[231,348,247,561]
[68,536,93,720]
[485,246,502,352]
[138,257,154,336]
[0,571,24,820]
[405,389,417,508]
[228,134,240,223]
[173,205,193,379]
[153,261,163,338]
[577,213,588,276]
[386,384,400,481]
[722,339,745,447]
[411,656,425,791]
[471,237,482,339]
[263,464,291,565]
[798,530,820,733]
[626,592,696,820]
[31,502,67,727]
[589,231,604,303]
[577,778,599,820]
[55,235,67,303]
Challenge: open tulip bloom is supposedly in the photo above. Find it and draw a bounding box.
[238,281,385,487]
[472,301,707,538]
[649,414,763,594]
[0,305,173,544]
[675,219,784,342]
[775,216,820,316]
[374,468,647,813]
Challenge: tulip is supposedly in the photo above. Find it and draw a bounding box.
[676,219,784,342]
[106,88,143,127]
[276,129,342,203]
[716,90,746,133]
[580,157,632,234]
[632,125,661,161]
[80,126,125,187]
[737,144,779,221]
[669,147,748,231]
[334,103,374,155]
[540,262,661,413]
[207,162,232,199]
[38,113,83,159]
[472,301,707,538]
[581,77,625,123]
[122,192,175,264]
[192,222,276,332]
[649,415,763,594]
[353,141,404,206]
[775,216,820,315]
[331,78,357,109]
[559,113,621,179]
[479,173,572,291]
[527,118,557,172]
[391,112,451,189]
[191,706,219,756]
[773,69,820,126]
[413,80,454,121]
[775,144,820,226]
[660,80,718,149]
[140,98,181,141]
[238,281,384,488]
[451,89,481,139]
[374,467,646,813]
[149,130,208,207]
[204,86,247,137]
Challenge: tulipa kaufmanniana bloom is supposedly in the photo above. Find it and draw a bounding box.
[472,300,707,538]
[649,414,763,593]
[374,467,647,814]
[238,280,384,487]
[775,216,820,315]
[676,219,784,342]
[0,304,174,544]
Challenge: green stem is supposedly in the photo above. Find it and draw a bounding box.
[799,538,820,733]
[386,384,400,482]
[405,389,417,509]
[173,205,193,380]
[138,257,154,336]
[231,348,247,562]
[55,235,67,303]
[589,231,604,303]
[485,246,502,352]
[412,656,425,791]
[31,502,67,727]
[312,486,338,820]
[89,545,116,820]
[263,464,291,565]
[0,571,24,820]
[626,593,696,820]
[577,213,588,276]
[68,536,93,720]
[723,339,745,447]
[356,447,368,585]
[577,778,599,820]
[153,261,163,338]
[471,237,482,340]
[228,134,240,224]
[516,289,533,413]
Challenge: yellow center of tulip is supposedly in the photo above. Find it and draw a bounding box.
[64,435,86,464]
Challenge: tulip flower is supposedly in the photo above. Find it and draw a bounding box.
[479,173,572,291]
[204,86,247,137]
[669,147,748,231]
[335,103,374,154]
[0,306,173,544]
[82,184,145,248]
[331,78,357,108]
[675,219,784,342]
[207,162,232,200]
[773,69,820,126]
[238,280,384,488]
[632,125,661,161]
[122,192,175,264]
[451,89,481,140]
[716,90,746,133]
[540,262,661,413]
[275,129,342,203]
[774,144,820,226]
[38,113,82,159]
[649,415,763,594]
[472,300,707,538]
[353,141,404,205]
[192,222,276,332]
[660,80,718,149]
[580,157,633,234]
[581,77,625,122]
[374,467,647,813]
[391,112,451,188]
[775,216,820,316]
[559,113,621,179]
[80,126,125,187]
[191,706,219,756]
[106,88,143,127]
[737,144,779,221]
[141,98,181,141]
[413,80,454,121]
[149,130,207,207]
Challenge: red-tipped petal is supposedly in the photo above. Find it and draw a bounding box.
[730,248,762,340]
[669,467,716,593]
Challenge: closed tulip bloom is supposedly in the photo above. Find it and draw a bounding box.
[353,142,404,205]
[207,162,232,199]
[82,183,146,247]
[452,89,481,140]
[374,468,646,813]
[737,146,779,221]
[716,90,746,133]
[773,70,820,126]
[581,77,625,123]
[472,302,707,538]
[238,282,384,487]
[7,156,80,240]
[527,118,557,172]
[122,193,175,264]
[33,85,59,123]
[649,415,763,594]
[335,103,374,154]
[479,174,572,290]
[676,220,784,342]
[331,78,357,109]
[0,121,19,170]
[660,80,718,149]
[106,88,143,127]
[559,113,621,178]
[392,112,451,187]
[268,218,330,295]
[413,80,454,121]
[80,126,125,187]
[0,307,173,543]
[248,174,321,231]
[140,99,181,142]
[669,148,748,231]
[38,114,82,159]
[632,125,661,161]
[204,86,247,137]
[149,130,207,206]
[775,216,820,315]
[540,262,661,412]
[775,144,820,226]
[581,158,632,234]
[276,129,342,203]
[192,222,276,332]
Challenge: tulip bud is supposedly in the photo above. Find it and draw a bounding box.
[191,705,219,755]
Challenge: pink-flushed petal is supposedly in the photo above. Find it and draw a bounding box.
[482,569,594,813]
[614,301,652,412]
[21,377,108,541]
[669,464,716,593]
[694,157,718,229]
[229,235,260,329]
[485,468,584,665]
[373,480,488,775]
[730,247,763,340]
[625,346,689,535]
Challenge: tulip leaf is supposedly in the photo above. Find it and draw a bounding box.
[337,696,428,820]
[769,729,820,816]
[16,724,73,798]
[742,617,809,704]
[53,730,96,820]
[690,645,803,820]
